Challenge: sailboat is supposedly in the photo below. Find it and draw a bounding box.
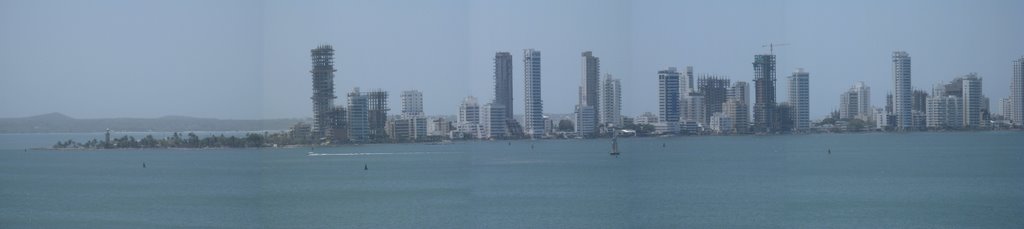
[610,134,620,157]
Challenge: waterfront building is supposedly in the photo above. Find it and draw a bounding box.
[683,66,695,94]
[636,112,659,125]
[926,84,964,129]
[494,52,514,120]
[697,74,730,126]
[1012,56,1024,125]
[429,118,452,137]
[658,67,681,130]
[347,88,370,143]
[328,106,348,143]
[576,51,601,137]
[401,90,424,117]
[600,74,623,128]
[839,82,871,121]
[893,51,913,130]
[753,54,777,132]
[310,45,337,140]
[788,69,810,131]
[457,96,482,139]
[481,103,507,139]
[681,92,705,127]
[962,73,984,128]
[366,89,389,141]
[523,49,544,138]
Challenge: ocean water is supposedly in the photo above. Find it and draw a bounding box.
[1,131,1023,228]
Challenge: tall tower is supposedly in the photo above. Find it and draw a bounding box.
[494,52,514,120]
[523,49,544,138]
[892,51,913,130]
[962,73,983,128]
[600,74,622,127]
[753,54,777,132]
[576,51,600,137]
[789,69,810,131]
[658,67,681,124]
[310,45,337,140]
[401,90,424,117]
[1012,56,1024,126]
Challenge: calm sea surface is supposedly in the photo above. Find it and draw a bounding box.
[1,131,1022,228]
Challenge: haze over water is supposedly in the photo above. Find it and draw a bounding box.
[2,131,1022,228]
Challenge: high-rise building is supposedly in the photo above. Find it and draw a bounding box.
[523,49,544,138]
[658,67,682,125]
[576,51,600,137]
[725,81,749,133]
[681,92,704,127]
[926,84,964,129]
[912,90,929,113]
[366,89,389,141]
[788,69,810,131]
[310,45,337,140]
[1012,56,1024,126]
[962,73,983,128]
[600,74,622,128]
[892,51,913,130]
[328,106,348,143]
[457,96,482,139]
[482,103,507,139]
[697,74,730,126]
[401,90,424,117]
[839,82,871,120]
[753,54,777,132]
[494,52,514,120]
[347,88,369,143]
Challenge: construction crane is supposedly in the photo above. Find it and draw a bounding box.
[762,43,789,55]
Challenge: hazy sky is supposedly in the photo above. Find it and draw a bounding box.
[2,0,1022,120]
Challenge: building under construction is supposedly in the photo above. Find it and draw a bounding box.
[366,89,389,142]
[310,45,337,140]
[753,54,777,133]
[697,74,730,126]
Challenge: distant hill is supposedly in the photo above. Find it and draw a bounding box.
[0,113,308,133]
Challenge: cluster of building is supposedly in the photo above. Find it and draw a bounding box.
[652,51,811,135]
[826,53,1024,132]
[293,44,1024,144]
[452,50,623,139]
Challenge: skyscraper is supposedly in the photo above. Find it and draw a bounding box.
[839,82,871,121]
[753,54,777,132]
[1012,56,1024,126]
[892,51,913,130]
[926,84,963,129]
[494,52,514,120]
[523,49,544,138]
[789,69,810,131]
[347,88,369,143]
[576,51,600,137]
[400,90,426,139]
[401,90,423,117]
[600,74,622,128]
[725,81,749,133]
[310,45,337,140]
[962,73,983,128]
[658,67,681,125]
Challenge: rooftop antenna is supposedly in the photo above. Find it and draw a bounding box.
[762,43,790,55]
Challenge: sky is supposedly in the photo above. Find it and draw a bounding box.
[2,0,1022,120]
